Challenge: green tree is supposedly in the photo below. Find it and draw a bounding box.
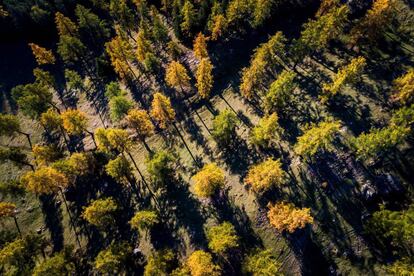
[105,155,135,188]
[82,197,118,228]
[0,147,33,170]
[207,222,239,255]
[94,242,131,274]
[144,250,175,276]
[146,150,176,181]
[109,95,134,122]
[212,109,238,143]
[243,249,283,276]
[151,9,169,45]
[32,250,75,276]
[109,0,135,39]
[264,71,296,113]
[250,113,281,147]
[75,4,109,43]
[294,121,341,158]
[129,210,159,233]
[32,144,62,166]
[192,163,225,198]
[0,113,32,148]
[57,35,87,64]
[180,0,195,35]
[245,158,285,194]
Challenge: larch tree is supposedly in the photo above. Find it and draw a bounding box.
[207,222,239,255]
[82,197,118,229]
[150,92,176,129]
[75,4,110,43]
[243,249,283,276]
[322,56,367,101]
[109,0,135,39]
[136,28,153,63]
[250,113,281,147]
[245,158,285,194]
[94,243,130,274]
[53,152,94,178]
[32,251,75,276]
[0,113,33,148]
[61,109,96,146]
[226,0,251,28]
[193,33,208,60]
[180,0,196,35]
[0,202,21,236]
[392,68,414,105]
[105,155,135,187]
[145,150,176,181]
[196,58,214,99]
[210,14,227,41]
[165,61,191,92]
[267,202,313,233]
[251,0,276,27]
[0,147,33,170]
[212,109,238,143]
[294,121,341,158]
[144,250,175,276]
[192,163,225,198]
[55,12,78,37]
[21,166,69,195]
[129,210,159,234]
[126,109,155,145]
[109,95,134,122]
[105,36,136,81]
[186,250,221,276]
[264,70,296,113]
[32,144,61,166]
[28,43,56,65]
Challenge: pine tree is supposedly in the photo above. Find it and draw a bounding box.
[150,92,176,129]
[392,68,414,105]
[192,163,225,198]
[207,222,239,254]
[0,147,33,170]
[252,0,275,27]
[196,58,214,99]
[28,43,55,65]
[109,0,135,38]
[109,95,134,122]
[267,202,313,233]
[151,9,169,45]
[145,150,175,180]
[165,61,191,92]
[245,158,285,194]
[57,35,87,64]
[226,0,251,28]
[193,33,208,60]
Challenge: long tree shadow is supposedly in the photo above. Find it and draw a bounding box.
[39,194,64,252]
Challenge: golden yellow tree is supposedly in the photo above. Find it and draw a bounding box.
[82,197,118,228]
[165,61,191,92]
[136,29,152,62]
[150,92,175,129]
[267,202,313,233]
[192,163,225,198]
[193,33,208,60]
[196,58,214,99]
[187,250,221,276]
[61,109,88,136]
[210,14,227,41]
[245,159,285,194]
[29,43,56,65]
[55,12,78,36]
[250,113,281,146]
[126,109,155,140]
[21,167,69,195]
[393,68,414,105]
[105,36,136,80]
[0,202,21,236]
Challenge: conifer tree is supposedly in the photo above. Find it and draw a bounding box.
[61,109,88,136]
[196,58,214,99]
[165,61,191,92]
[243,249,283,276]
[192,163,225,198]
[0,147,33,170]
[32,144,61,166]
[267,202,313,233]
[55,12,78,37]
[136,29,153,62]
[193,33,208,60]
[393,68,414,105]
[252,0,275,27]
[212,109,238,143]
[57,35,87,64]
[186,250,221,276]
[245,158,285,194]
[144,250,175,276]
[28,43,56,65]
[226,0,251,28]
[126,109,155,142]
[150,92,176,129]
[109,95,134,122]
[21,166,69,195]
[0,202,21,236]
[151,9,169,45]
[32,251,75,276]
[0,113,33,148]
[105,155,135,187]
[94,243,130,274]
[145,150,175,180]
[250,113,281,147]
[82,197,118,228]
[105,36,136,80]
[180,1,195,35]
[207,222,239,255]
[129,210,158,233]
[264,71,296,113]
[210,14,227,41]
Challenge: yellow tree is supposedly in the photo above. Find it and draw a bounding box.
[165,61,191,92]
[55,12,78,37]
[322,56,366,101]
[126,109,154,152]
[207,222,239,255]
[192,163,225,198]
[210,14,227,41]
[61,109,96,146]
[129,210,158,234]
[245,159,285,194]
[250,113,281,147]
[0,202,21,236]
[82,197,118,229]
[196,58,214,99]
[32,144,61,166]
[150,92,175,129]
[193,33,208,60]
[136,29,153,62]
[105,36,136,81]
[187,250,221,276]
[393,68,414,105]
[29,43,56,65]
[267,202,313,233]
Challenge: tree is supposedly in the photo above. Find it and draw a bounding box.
[365,204,414,253]
[11,83,55,119]
[165,61,191,92]
[392,68,414,105]
[94,243,131,274]
[105,36,136,80]
[264,71,296,113]
[192,163,225,198]
[390,104,414,130]
[82,197,118,228]
[316,0,341,17]
[245,159,285,194]
[226,0,251,28]
[0,113,32,148]
[267,202,313,233]
[385,258,414,276]
[21,166,69,195]
[146,150,175,180]
[196,58,214,99]
[65,69,84,94]
[250,113,281,147]
[75,4,110,43]
[109,95,134,122]
[57,35,87,64]
[53,152,94,178]
[353,125,410,160]
[251,0,275,27]
[144,250,175,276]
[33,68,57,91]
[105,155,135,186]
[0,202,21,236]
[150,92,176,129]
[61,109,89,136]
[55,12,78,37]
[0,147,33,170]
[32,144,61,166]
[136,29,153,62]
[109,0,135,38]
[151,9,169,45]
[212,109,238,143]
[322,56,366,101]
[193,33,208,60]
[186,250,221,276]
[180,0,195,35]
[126,109,155,141]
[243,249,283,276]
[129,210,158,233]
[350,0,397,43]
[294,121,341,157]
[207,222,238,255]
[210,15,227,41]
[29,43,55,65]
[40,109,63,132]
[32,250,75,276]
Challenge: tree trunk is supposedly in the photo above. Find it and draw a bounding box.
[18,131,33,149]
[59,189,82,248]
[13,216,22,237]
[172,122,200,168]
